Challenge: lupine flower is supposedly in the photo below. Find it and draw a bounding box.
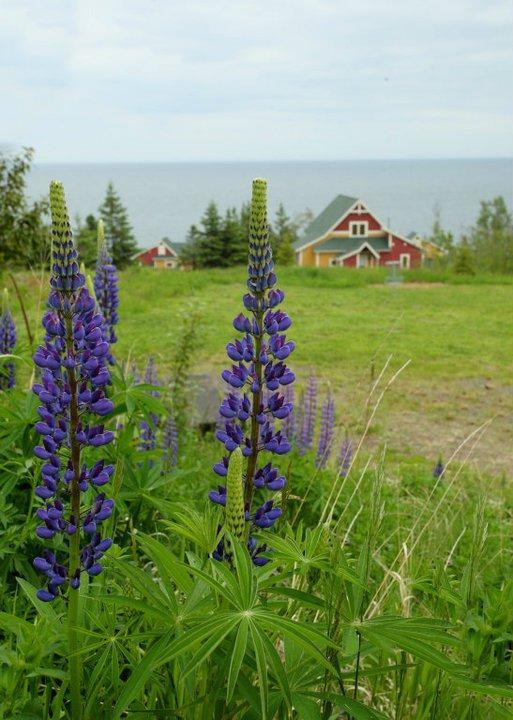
[209,178,294,565]
[225,447,245,540]
[162,411,178,469]
[298,372,317,455]
[139,357,160,452]
[93,219,119,362]
[433,457,444,478]
[316,389,335,468]
[338,437,353,478]
[0,289,16,390]
[32,181,115,602]
[281,384,296,445]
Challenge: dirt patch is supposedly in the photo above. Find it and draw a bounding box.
[331,376,513,477]
[372,282,446,289]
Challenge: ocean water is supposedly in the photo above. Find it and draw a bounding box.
[27,159,513,247]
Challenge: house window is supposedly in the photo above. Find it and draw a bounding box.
[329,258,338,267]
[165,260,175,268]
[350,222,368,236]
[157,243,166,256]
[400,253,410,269]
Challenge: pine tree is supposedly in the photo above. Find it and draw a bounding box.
[74,214,98,267]
[196,202,224,268]
[221,207,247,265]
[98,182,137,268]
[180,224,202,268]
[272,203,297,265]
[453,238,475,275]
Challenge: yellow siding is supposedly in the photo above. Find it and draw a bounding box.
[317,252,338,268]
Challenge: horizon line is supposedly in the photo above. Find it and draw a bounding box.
[32,155,513,166]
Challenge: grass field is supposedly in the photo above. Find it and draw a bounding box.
[2,263,513,718]
[6,265,513,474]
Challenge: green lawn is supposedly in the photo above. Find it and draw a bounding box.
[6,266,513,474]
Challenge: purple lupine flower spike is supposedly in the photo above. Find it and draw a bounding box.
[298,372,317,455]
[32,181,115,602]
[162,412,178,469]
[209,179,295,565]
[338,437,353,477]
[433,457,444,478]
[93,219,119,363]
[316,388,335,469]
[0,289,16,390]
[139,356,160,452]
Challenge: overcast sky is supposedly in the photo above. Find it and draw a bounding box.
[1,0,512,162]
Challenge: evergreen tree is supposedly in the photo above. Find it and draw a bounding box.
[74,214,98,267]
[0,147,49,268]
[221,207,247,265]
[98,182,137,268]
[196,201,224,268]
[273,203,297,265]
[453,237,476,275]
[180,224,202,268]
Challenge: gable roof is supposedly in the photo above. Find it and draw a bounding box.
[133,237,183,259]
[293,194,358,250]
[313,236,389,254]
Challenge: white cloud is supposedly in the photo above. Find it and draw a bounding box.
[1,0,511,160]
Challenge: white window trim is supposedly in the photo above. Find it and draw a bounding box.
[350,221,368,237]
[399,253,410,269]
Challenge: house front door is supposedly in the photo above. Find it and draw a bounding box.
[357,249,375,268]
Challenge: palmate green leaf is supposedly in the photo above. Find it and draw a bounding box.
[272,586,325,611]
[226,617,249,703]
[249,621,269,720]
[230,533,258,608]
[254,610,337,674]
[291,693,322,720]
[315,691,389,720]
[181,617,238,679]
[361,616,461,647]
[113,614,236,718]
[111,558,171,609]
[258,627,292,710]
[99,595,172,624]
[16,578,59,622]
[187,562,242,607]
[137,533,194,596]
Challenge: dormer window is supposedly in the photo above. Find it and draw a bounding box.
[350,221,368,236]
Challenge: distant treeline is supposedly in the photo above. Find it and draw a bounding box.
[1,147,512,274]
[179,202,313,269]
[0,147,137,269]
[428,197,513,275]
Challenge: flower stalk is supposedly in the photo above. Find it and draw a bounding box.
[209,179,294,565]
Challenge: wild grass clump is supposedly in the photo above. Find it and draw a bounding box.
[0,179,511,719]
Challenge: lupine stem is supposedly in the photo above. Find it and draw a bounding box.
[65,315,83,719]
[244,305,263,515]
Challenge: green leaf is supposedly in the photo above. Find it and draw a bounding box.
[249,621,269,720]
[226,617,249,703]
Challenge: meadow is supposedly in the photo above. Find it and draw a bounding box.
[0,193,512,719]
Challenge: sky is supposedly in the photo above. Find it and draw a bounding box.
[1,0,512,162]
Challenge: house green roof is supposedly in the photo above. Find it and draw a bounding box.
[313,236,389,255]
[161,237,183,255]
[293,194,358,250]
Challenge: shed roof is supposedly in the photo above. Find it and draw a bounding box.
[293,194,358,250]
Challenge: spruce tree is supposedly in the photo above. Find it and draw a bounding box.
[453,238,476,275]
[196,201,224,267]
[98,182,137,268]
[221,207,247,265]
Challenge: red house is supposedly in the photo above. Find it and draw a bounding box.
[293,195,422,269]
[133,237,182,269]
